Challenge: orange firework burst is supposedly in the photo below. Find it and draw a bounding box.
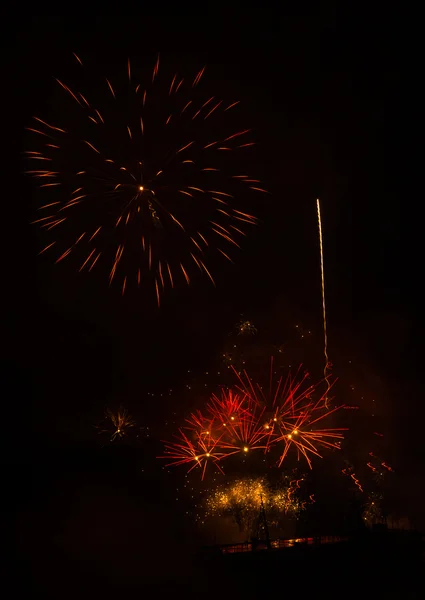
[272,402,346,469]
[27,52,266,304]
[98,406,135,442]
[160,428,226,480]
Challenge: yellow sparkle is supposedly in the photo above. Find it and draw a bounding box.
[243,446,249,452]
[139,185,144,191]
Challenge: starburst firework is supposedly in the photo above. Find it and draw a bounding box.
[159,361,346,478]
[160,428,226,480]
[234,362,347,469]
[27,53,267,304]
[98,406,135,442]
[236,319,257,336]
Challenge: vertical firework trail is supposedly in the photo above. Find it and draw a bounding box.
[316,198,331,406]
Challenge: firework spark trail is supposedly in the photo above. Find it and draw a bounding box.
[342,466,364,493]
[317,198,331,406]
[27,53,266,304]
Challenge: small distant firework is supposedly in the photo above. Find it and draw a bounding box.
[205,476,304,536]
[222,351,234,366]
[236,319,257,336]
[362,492,384,526]
[99,406,135,442]
[27,52,266,304]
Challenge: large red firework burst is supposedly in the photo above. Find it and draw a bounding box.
[159,362,346,479]
[234,363,346,469]
[27,52,266,304]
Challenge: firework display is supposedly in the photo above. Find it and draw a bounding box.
[236,319,257,336]
[159,362,346,479]
[98,406,135,442]
[28,53,267,304]
[362,492,384,526]
[205,476,304,537]
[91,321,399,540]
[154,318,398,537]
[21,27,409,568]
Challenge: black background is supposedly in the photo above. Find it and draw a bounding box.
[6,6,422,596]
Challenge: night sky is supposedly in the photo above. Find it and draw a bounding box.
[7,7,422,596]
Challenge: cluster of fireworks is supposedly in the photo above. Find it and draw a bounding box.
[27,49,404,540]
[160,363,346,479]
[205,476,305,536]
[27,53,267,304]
